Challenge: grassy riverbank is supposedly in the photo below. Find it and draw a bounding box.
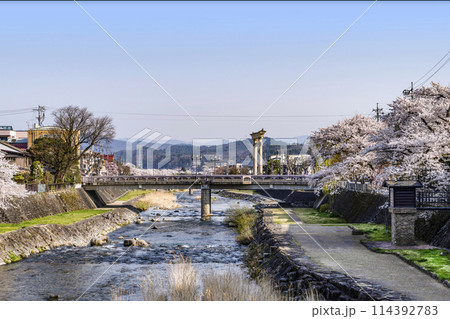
[388,249,450,281]
[272,207,346,225]
[117,190,153,201]
[0,209,109,234]
[230,190,258,195]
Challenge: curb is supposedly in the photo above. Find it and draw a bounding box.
[359,240,450,289]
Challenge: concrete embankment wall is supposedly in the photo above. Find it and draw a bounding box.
[217,190,316,208]
[94,187,130,205]
[254,190,317,207]
[216,190,266,203]
[0,189,97,224]
[0,208,138,265]
[327,191,389,224]
[324,190,450,249]
[415,210,450,248]
[252,210,411,301]
[0,187,130,224]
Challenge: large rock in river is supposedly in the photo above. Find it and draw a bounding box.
[90,235,109,246]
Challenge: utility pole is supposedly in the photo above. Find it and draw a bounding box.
[372,103,384,122]
[402,82,414,100]
[34,105,46,126]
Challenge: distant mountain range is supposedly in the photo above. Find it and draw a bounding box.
[108,135,310,169]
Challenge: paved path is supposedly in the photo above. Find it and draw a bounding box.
[281,222,450,301]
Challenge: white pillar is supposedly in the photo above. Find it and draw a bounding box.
[253,141,258,175]
[258,140,263,175]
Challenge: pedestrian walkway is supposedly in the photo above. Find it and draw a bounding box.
[281,222,450,301]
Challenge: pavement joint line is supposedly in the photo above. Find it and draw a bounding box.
[251,177,376,301]
[75,178,201,301]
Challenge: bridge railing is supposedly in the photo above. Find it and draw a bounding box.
[81,174,309,185]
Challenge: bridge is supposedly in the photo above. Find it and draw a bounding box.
[82,175,311,220]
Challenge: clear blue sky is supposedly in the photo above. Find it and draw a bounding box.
[0,1,449,141]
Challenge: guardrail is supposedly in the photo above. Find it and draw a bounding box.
[25,183,76,193]
[417,190,450,209]
[336,181,388,195]
[81,174,309,185]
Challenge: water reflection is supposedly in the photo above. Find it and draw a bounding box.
[0,192,252,301]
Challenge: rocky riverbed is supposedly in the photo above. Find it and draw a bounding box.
[0,192,252,301]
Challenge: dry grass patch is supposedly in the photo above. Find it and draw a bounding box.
[168,255,199,301]
[301,286,325,301]
[134,191,181,211]
[137,255,284,301]
[202,269,282,301]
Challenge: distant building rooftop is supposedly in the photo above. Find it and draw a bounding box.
[0,140,27,155]
[28,125,60,131]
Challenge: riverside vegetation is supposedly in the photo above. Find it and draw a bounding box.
[111,255,283,301]
[112,206,290,301]
[225,206,324,301]
[226,206,259,245]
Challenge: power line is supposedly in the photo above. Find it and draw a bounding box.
[414,51,450,84]
[404,50,450,95]
[415,57,450,88]
[0,109,34,117]
[92,111,352,119]
[0,108,34,113]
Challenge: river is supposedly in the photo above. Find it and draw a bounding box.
[0,192,252,301]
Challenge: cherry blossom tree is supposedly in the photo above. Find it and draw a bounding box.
[309,114,384,192]
[0,151,28,208]
[105,161,119,176]
[311,83,450,193]
[367,82,450,190]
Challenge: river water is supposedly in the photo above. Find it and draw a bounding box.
[0,192,252,301]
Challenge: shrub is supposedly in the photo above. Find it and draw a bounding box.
[227,206,258,245]
[30,161,44,181]
[13,173,25,184]
[135,201,151,212]
[319,203,329,213]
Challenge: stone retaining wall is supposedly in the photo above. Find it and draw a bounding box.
[0,208,138,265]
[252,210,413,301]
[325,190,450,249]
[0,189,97,224]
